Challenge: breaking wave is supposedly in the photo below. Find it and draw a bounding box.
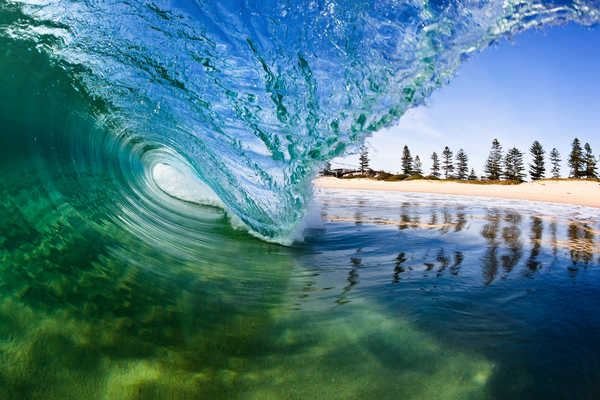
[1,0,598,241]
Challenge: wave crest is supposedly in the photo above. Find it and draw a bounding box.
[2,0,599,239]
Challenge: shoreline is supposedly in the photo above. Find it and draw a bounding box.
[314,177,600,209]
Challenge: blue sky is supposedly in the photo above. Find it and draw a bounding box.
[334,22,600,178]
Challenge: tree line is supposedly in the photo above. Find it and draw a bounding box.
[481,138,597,181]
[343,138,598,182]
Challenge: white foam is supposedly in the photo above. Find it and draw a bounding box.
[152,163,322,245]
[152,163,281,242]
[152,163,226,209]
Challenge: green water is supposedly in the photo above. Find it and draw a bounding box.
[0,171,599,398]
[0,183,494,399]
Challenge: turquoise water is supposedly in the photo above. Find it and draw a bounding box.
[1,0,600,398]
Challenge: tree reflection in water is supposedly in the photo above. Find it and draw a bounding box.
[335,249,363,307]
[398,203,596,286]
[451,251,464,276]
[392,252,409,283]
[440,209,453,234]
[455,209,468,232]
[550,220,558,258]
[500,214,523,277]
[523,217,543,279]
[355,200,365,227]
[480,211,502,285]
[316,191,599,295]
[429,211,438,228]
[567,222,596,277]
[398,202,420,230]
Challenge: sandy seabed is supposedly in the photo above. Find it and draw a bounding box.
[314,177,600,209]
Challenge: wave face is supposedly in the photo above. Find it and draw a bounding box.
[1,0,599,239]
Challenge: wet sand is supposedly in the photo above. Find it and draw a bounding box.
[314,177,600,208]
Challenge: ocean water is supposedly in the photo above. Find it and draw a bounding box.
[1,0,600,398]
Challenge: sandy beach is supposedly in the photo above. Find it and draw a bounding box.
[314,177,600,208]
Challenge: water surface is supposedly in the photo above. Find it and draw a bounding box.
[1,185,599,399]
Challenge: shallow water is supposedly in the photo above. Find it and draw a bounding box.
[0,184,599,399]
